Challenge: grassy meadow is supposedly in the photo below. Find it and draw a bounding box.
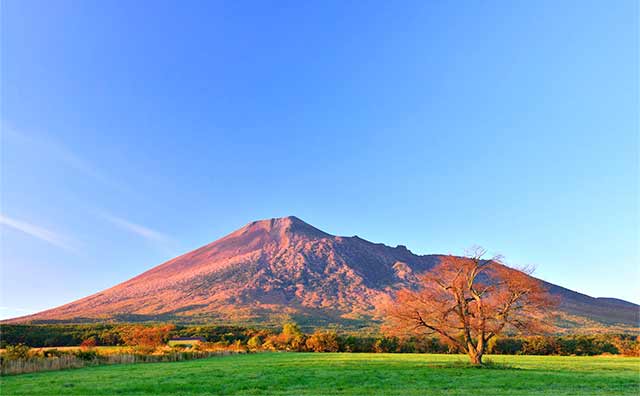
[1,353,639,396]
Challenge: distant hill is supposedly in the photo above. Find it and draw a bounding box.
[7,216,639,331]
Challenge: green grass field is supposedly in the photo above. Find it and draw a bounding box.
[1,353,639,395]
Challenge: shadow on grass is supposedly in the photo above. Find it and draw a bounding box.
[435,359,520,370]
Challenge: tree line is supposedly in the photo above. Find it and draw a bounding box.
[1,323,638,356]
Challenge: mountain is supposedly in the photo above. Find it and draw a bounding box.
[7,216,639,330]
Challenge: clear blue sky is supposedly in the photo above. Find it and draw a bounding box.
[1,0,638,319]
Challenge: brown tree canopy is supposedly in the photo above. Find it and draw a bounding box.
[383,247,557,364]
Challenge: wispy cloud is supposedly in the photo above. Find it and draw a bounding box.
[100,213,170,243]
[2,124,129,193]
[2,124,173,252]
[0,214,78,252]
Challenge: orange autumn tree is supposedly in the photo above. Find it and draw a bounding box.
[383,247,557,365]
[120,324,175,352]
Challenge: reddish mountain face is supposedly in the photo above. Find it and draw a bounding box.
[9,217,639,328]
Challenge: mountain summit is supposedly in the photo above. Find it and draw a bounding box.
[9,217,639,328]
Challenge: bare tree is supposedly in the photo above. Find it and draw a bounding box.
[383,247,557,365]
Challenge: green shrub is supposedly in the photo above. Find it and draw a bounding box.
[373,337,399,353]
[4,344,30,360]
[73,350,99,361]
[489,337,524,354]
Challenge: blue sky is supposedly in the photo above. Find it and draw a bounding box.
[1,0,638,319]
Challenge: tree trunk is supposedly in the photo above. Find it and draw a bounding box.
[469,352,483,365]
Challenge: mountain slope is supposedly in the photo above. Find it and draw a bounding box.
[8,216,639,329]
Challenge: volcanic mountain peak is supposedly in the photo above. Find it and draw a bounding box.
[237,216,332,241]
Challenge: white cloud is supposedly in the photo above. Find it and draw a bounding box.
[2,124,129,193]
[0,214,78,252]
[100,213,170,242]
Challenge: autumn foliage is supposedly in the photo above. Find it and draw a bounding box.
[80,337,97,349]
[305,331,339,352]
[120,324,175,352]
[383,248,557,364]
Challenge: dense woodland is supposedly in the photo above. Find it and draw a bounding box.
[1,323,638,356]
